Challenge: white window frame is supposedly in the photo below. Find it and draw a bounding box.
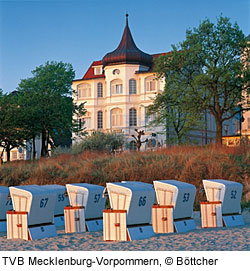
[111,108,123,127]
[77,83,91,98]
[129,108,137,127]
[145,76,156,92]
[97,111,103,129]
[97,82,103,98]
[111,79,123,95]
[94,66,102,75]
[129,79,136,94]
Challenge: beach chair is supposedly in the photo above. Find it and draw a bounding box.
[0,186,13,232]
[7,185,57,240]
[103,181,155,241]
[64,183,105,233]
[153,180,197,233]
[201,179,244,228]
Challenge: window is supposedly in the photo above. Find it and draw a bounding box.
[111,108,123,127]
[113,69,120,75]
[129,108,137,126]
[97,111,103,129]
[111,79,123,95]
[97,82,103,97]
[77,83,91,98]
[94,66,102,75]
[145,76,156,92]
[129,79,136,94]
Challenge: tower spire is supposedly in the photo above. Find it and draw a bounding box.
[102,14,153,68]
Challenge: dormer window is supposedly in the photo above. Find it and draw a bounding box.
[94,66,102,75]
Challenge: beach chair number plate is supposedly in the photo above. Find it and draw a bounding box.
[58,194,65,202]
[94,194,101,203]
[5,199,12,206]
[183,193,190,202]
[138,196,146,206]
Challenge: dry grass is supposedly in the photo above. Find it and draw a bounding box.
[0,145,250,205]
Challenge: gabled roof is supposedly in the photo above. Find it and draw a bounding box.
[81,60,105,80]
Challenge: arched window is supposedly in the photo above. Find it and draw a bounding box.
[129,79,136,94]
[97,111,103,129]
[145,76,156,92]
[129,108,137,126]
[97,82,103,98]
[111,79,123,95]
[111,108,123,127]
[77,83,91,98]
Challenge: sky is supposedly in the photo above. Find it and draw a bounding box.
[0,0,250,94]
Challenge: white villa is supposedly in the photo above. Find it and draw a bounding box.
[72,15,243,149]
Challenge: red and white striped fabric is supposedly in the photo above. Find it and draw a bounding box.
[200,201,223,228]
[7,211,28,240]
[103,209,127,241]
[152,204,174,233]
[64,206,86,233]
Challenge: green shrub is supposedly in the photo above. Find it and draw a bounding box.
[71,131,125,154]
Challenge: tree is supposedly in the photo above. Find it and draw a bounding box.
[131,129,148,151]
[17,61,86,157]
[154,16,250,144]
[0,90,27,161]
[147,75,202,144]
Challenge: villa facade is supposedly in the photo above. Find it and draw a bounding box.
[72,15,242,149]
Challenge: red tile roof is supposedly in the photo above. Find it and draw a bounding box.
[77,52,170,80]
[135,52,171,73]
[82,60,105,80]
[152,52,170,59]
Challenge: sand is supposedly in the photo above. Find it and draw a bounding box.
[0,211,250,251]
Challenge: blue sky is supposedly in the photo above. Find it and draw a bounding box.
[0,0,250,94]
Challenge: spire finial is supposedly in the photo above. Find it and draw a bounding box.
[126,13,128,25]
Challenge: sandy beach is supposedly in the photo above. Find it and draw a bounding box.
[0,211,249,251]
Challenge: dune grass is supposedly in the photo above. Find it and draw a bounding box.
[0,145,250,207]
